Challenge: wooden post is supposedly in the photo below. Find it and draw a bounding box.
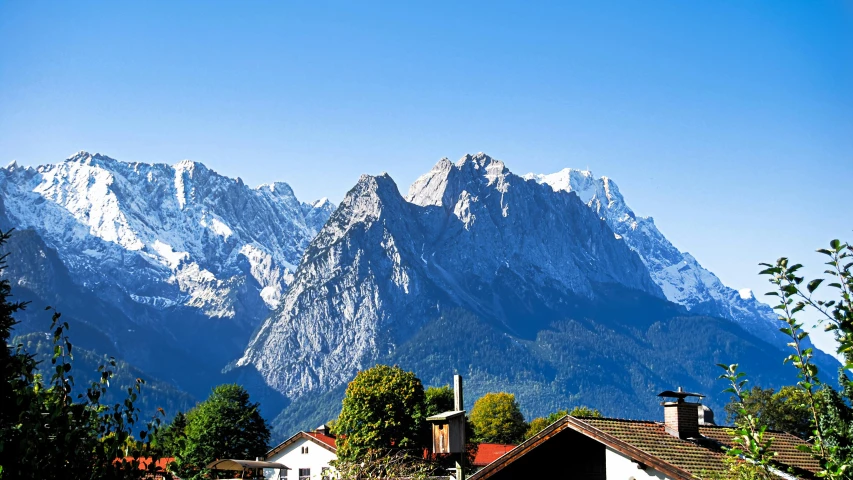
[454,375,464,411]
[454,374,465,480]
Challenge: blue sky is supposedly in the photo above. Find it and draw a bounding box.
[1,1,851,351]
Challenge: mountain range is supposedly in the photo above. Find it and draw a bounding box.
[0,151,837,439]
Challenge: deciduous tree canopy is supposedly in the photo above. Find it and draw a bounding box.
[525,406,602,439]
[175,384,270,479]
[470,392,526,444]
[425,385,454,417]
[335,365,426,460]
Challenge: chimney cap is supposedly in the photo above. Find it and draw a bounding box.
[658,388,704,400]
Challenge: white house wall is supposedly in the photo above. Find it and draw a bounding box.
[266,437,337,480]
[605,447,671,480]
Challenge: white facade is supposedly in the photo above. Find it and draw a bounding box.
[265,435,337,480]
[604,447,671,480]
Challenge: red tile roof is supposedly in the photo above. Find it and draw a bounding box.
[473,443,515,466]
[305,431,337,449]
[114,456,173,471]
[266,430,338,459]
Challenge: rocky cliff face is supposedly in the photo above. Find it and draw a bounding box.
[238,154,665,399]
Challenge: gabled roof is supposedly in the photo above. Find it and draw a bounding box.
[470,416,820,480]
[265,430,338,459]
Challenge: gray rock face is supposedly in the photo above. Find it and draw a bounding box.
[522,168,793,346]
[0,151,335,326]
[238,153,664,399]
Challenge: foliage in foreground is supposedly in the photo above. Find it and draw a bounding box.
[719,238,853,479]
[0,230,168,479]
[331,448,439,480]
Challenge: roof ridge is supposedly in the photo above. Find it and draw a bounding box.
[585,417,661,424]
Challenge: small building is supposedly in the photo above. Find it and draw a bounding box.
[470,389,821,480]
[264,425,337,480]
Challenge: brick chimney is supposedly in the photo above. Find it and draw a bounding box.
[658,387,704,439]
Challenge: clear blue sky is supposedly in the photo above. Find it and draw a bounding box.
[1,1,851,351]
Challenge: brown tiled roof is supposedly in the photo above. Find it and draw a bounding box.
[700,425,821,478]
[582,418,820,479]
[471,416,821,480]
[584,418,728,478]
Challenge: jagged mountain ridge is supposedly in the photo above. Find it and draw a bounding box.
[236,153,832,439]
[0,152,333,398]
[237,153,668,399]
[522,168,794,347]
[2,150,838,435]
[0,152,333,320]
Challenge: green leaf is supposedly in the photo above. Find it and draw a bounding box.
[807,278,824,293]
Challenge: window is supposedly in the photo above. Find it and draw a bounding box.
[299,468,310,480]
[300,445,309,454]
[321,467,331,480]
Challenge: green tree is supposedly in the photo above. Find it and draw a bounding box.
[334,364,427,460]
[469,392,526,444]
[424,385,454,417]
[818,378,853,471]
[525,410,566,440]
[151,411,187,457]
[569,406,602,418]
[0,231,32,476]
[524,406,601,439]
[175,384,269,479]
[723,386,811,439]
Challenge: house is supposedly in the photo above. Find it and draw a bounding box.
[265,425,337,480]
[470,389,821,480]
